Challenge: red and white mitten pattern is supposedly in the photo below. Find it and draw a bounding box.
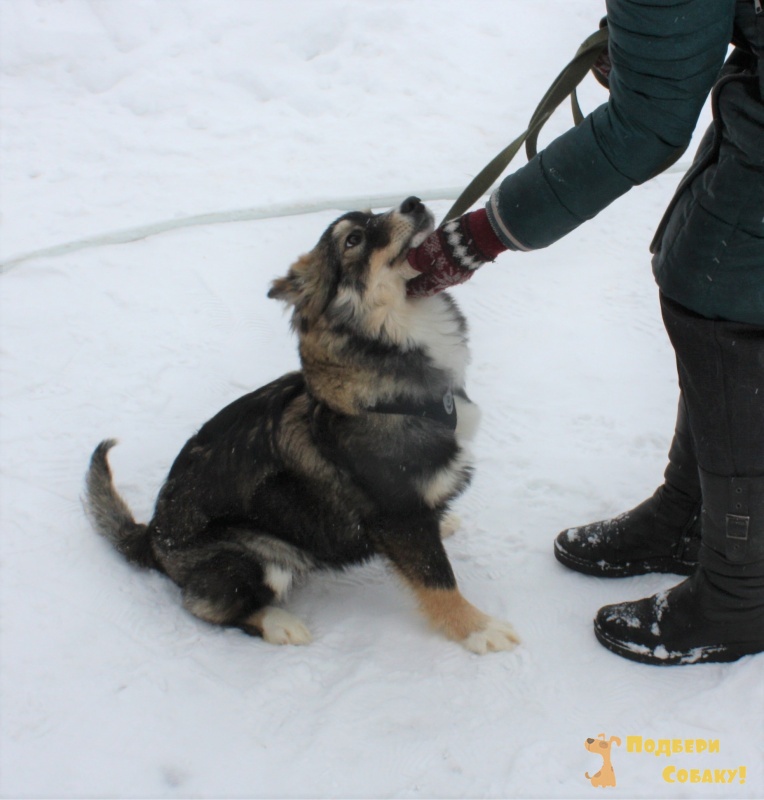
[406,208,507,298]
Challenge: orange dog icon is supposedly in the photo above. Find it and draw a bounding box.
[585,733,621,788]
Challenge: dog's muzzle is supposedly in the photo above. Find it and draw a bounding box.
[399,196,434,249]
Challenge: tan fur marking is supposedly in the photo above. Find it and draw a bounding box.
[298,321,407,413]
[413,585,489,642]
[412,585,520,653]
[364,250,410,337]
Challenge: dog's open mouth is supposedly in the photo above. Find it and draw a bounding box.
[409,212,435,249]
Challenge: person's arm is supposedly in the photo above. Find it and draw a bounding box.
[407,0,735,297]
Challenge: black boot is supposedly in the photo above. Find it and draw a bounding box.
[594,472,764,665]
[554,399,701,577]
[593,296,764,665]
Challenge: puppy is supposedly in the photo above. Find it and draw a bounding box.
[84,197,518,654]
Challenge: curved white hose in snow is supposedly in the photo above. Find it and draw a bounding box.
[0,188,465,274]
[0,162,691,274]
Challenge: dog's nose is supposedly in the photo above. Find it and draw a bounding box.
[586,739,595,744]
[400,196,423,215]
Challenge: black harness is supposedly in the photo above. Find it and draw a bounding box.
[369,387,457,430]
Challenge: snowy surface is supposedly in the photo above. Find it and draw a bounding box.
[1,1,762,798]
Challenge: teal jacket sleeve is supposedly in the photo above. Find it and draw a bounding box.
[487,0,735,251]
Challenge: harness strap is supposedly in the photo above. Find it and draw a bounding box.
[369,388,457,430]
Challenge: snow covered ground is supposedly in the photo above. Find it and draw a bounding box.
[1,1,762,798]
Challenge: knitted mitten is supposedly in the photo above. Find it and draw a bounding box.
[406,208,507,298]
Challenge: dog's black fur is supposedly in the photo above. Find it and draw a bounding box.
[85,198,518,651]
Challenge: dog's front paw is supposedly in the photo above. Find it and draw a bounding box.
[250,607,312,646]
[461,617,520,654]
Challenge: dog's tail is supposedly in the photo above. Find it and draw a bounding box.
[84,439,158,570]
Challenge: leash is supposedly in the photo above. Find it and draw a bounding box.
[442,26,609,224]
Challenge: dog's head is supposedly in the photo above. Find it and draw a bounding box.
[585,734,621,756]
[268,197,434,335]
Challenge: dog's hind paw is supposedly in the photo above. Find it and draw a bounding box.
[461,617,520,654]
[246,607,312,646]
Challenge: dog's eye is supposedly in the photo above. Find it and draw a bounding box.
[344,231,364,249]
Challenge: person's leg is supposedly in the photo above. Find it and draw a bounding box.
[554,395,701,577]
[594,295,764,665]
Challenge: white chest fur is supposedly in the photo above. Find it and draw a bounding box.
[399,294,470,387]
[392,293,481,506]
[405,294,480,445]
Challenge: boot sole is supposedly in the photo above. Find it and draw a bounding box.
[554,539,697,578]
[593,620,759,666]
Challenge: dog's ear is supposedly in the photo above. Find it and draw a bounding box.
[268,272,300,305]
[268,254,307,306]
[268,250,333,326]
[268,252,317,308]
